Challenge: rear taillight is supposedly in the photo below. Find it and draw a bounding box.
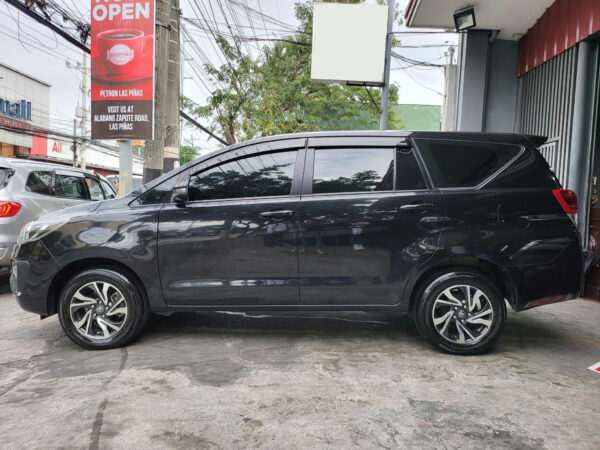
[0,202,21,217]
[553,189,578,214]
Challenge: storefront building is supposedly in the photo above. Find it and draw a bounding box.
[0,62,50,158]
[0,63,143,179]
[406,0,600,295]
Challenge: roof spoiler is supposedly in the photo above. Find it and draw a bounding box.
[523,135,548,148]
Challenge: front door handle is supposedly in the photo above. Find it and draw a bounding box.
[260,210,295,219]
[400,202,436,211]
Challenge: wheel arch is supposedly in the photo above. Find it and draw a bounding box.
[46,257,149,316]
[407,257,519,313]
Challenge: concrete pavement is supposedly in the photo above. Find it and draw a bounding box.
[0,271,599,449]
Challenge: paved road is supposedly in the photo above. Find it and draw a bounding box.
[0,272,599,449]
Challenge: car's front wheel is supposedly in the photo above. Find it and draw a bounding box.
[58,268,148,350]
[414,271,506,355]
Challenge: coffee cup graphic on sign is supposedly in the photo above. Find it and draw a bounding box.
[97,29,146,75]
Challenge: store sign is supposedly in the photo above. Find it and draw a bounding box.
[45,138,74,161]
[91,0,155,140]
[0,98,31,121]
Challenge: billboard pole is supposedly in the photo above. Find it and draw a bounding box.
[118,140,133,197]
[379,0,394,131]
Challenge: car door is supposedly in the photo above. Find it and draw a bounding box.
[298,137,443,306]
[158,144,306,306]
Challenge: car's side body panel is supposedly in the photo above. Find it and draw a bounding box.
[405,189,581,312]
[37,202,166,312]
[298,190,443,306]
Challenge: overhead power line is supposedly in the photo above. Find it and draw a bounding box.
[179,110,228,145]
[2,0,90,52]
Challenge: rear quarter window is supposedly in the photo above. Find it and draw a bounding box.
[0,168,12,189]
[486,148,561,189]
[26,171,53,196]
[414,139,521,188]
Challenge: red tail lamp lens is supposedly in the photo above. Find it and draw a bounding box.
[0,202,22,217]
[552,189,578,214]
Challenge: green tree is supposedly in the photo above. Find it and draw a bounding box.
[183,0,400,145]
[180,145,197,165]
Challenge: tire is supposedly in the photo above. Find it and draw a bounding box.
[58,268,148,350]
[414,271,506,355]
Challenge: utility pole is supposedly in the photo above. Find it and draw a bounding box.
[379,0,394,131]
[164,0,181,173]
[72,119,78,167]
[144,0,181,182]
[67,52,88,168]
[80,51,88,170]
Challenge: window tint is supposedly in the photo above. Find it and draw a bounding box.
[396,149,426,190]
[312,148,393,194]
[415,139,521,188]
[138,175,178,205]
[189,151,297,201]
[100,179,116,199]
[86,177,104,201]
[26,171,53,196]
[54,174,88,200]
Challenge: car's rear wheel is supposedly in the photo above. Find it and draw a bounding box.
[414,271,506,355]
[58,268,148,350]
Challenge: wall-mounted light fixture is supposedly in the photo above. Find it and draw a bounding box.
[454,6,476,32]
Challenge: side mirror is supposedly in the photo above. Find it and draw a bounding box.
[172,179,189,205]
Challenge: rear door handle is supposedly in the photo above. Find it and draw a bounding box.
[400,202,436,211]
[260,210,295,219]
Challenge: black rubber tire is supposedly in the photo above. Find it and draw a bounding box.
[58,268,148,350]
[414,271,506,355]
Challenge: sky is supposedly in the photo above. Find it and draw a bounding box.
[0,0,457,155]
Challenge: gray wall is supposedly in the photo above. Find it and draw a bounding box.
[484,40,518,132]
[457,31,489,132]
[456,31,518,133]
[516,46,578,187]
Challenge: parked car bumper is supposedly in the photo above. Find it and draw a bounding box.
[11,240,60,316]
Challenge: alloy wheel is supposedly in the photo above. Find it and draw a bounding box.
[69,281,128,340]
[431,284,494,345]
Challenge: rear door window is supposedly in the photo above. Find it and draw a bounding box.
[26,171,53,196]
[54,174,89,200]
[312,148,394,194]
[414,139,521,188]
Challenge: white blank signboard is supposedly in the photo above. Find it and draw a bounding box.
[311,2,387,86]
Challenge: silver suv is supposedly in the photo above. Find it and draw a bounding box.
[0,157,116,268]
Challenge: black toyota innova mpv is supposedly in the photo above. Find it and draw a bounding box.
[10,132,585,355]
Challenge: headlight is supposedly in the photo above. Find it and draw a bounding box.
[18,217,69,244]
